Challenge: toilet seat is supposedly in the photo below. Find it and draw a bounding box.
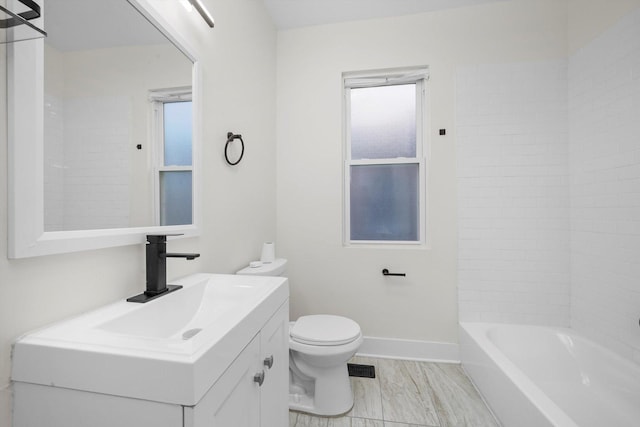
[290,315,361,346]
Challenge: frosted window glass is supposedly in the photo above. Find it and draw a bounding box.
[350,164,419,241]
[350,84,416,160]
[160,171,192,225]
[163,101,192,166]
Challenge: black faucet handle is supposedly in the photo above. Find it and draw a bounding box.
[164,253,200,260]
[146,234,184,244]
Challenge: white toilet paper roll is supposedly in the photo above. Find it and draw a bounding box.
[260,242,275,263]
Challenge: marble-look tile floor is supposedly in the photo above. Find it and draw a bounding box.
[289,357,499,427]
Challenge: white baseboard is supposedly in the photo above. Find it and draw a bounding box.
[356,336,460,363]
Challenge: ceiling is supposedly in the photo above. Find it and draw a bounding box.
[44,0,509,51]
[262,0,508,29]
[45,0,168,52]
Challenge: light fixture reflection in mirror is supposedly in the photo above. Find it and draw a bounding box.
[179,0,215,27]
[43,0,193,232]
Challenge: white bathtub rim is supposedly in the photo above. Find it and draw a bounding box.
[460,325,554,427]
[460,322,579,427]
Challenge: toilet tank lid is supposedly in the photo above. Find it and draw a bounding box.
[290,315,361,346]
[236,258,287,276]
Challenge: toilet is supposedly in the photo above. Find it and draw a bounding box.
[237,258,363,416]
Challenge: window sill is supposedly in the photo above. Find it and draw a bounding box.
[343,241,430,250]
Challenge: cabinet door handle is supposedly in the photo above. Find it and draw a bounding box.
[254,370,265,386]
[264,355,274,369]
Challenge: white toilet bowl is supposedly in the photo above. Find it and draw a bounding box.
[237,259,363,416]
[288,314,363,416]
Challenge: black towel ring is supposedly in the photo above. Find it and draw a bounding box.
[225,132,244,166]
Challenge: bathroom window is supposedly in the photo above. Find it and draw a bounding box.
[343,69,428,245]
[150,88,193,226]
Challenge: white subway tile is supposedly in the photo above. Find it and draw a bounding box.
[456,60,570,327]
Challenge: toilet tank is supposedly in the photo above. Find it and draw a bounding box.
[236,258,287,276]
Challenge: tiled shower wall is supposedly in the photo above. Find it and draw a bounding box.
[569,7,640,364]
[44,96,131,231]
[44,94,65,231]
[457,7,640,364]
[456,60,571,325]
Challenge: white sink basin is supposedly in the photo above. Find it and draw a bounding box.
[97,278,253,339]
[11,273,289,405]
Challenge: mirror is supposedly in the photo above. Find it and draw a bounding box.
[44,0,193,231]
[8,0,201,258]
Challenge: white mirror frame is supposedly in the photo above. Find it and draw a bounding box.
[7,0,202,258]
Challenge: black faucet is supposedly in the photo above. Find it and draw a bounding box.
[127,234,200,303]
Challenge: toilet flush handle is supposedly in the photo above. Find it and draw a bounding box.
[264,355,274,369]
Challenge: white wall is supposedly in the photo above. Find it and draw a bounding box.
[457,60,571,325]
[276,0,566,345]
[569,5,640,364]
[0,0,277,424]
[568,0,640,53]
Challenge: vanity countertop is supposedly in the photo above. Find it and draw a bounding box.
[11,273,289,405]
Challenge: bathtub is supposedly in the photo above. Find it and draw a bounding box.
[459,322,640,427]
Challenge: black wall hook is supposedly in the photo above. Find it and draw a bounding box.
[225,132,244,165]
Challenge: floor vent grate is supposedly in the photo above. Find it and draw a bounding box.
[348,363,376,378]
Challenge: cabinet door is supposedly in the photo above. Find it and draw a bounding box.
[185,336,261,427]
[260,301,289,427]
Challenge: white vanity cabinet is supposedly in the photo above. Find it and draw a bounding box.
[12,274,289,427]
[184,302,289,427]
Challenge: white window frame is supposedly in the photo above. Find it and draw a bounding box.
[149,87,193,226]
[343,68,429,247]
